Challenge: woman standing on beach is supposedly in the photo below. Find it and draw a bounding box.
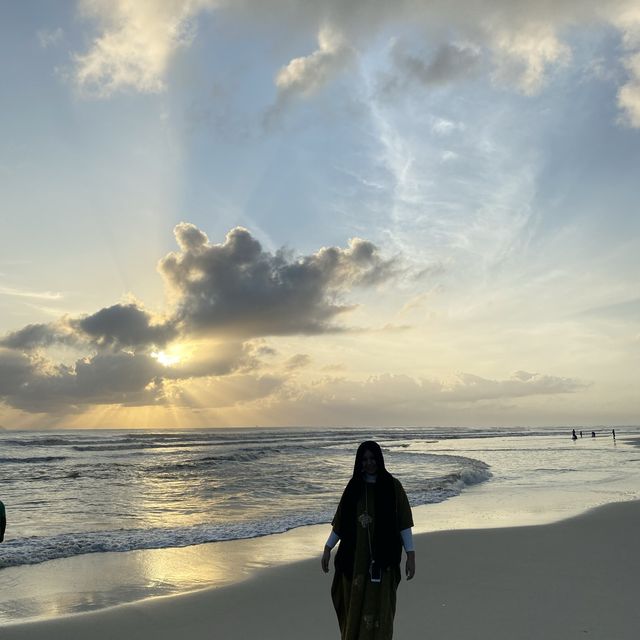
[321,441,415,639]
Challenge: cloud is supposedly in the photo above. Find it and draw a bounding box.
[384,41,482,94]
[0,322,77,350]
[611,5,640,125]
[489,25,571,94]
[618,51,640,126]
[0,348,164,412]
[0,340,265,413]
[275,26,354,97]
[342,370,587,404]
[65,0,640,125]
[37,27,64,49]
[0,224,394,414]
[283,353,311,370]
[0,349,34,396]
[162,341,256,378]
[444,370,588,401]
[159,223,396,338]
[431,117,465,136]
[71,303,176,350]
[0,303,175,352]
[0,285,63,300]
[72,0,215,97]
[265,26,356,125]
[260,370,589,425]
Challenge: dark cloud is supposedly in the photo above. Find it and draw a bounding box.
[0,224,395,414]
[0,340,264,413]
[382,42,483,95]
[159,224,396,338]
[72,303,177,350]
[0,349,34,396]
[0,303,175,352]
[0,322,77,350]
[0,349,165,413]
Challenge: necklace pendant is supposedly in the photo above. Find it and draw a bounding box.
[358,512,372,528]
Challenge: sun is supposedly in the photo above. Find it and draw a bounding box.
[151,349,181,367]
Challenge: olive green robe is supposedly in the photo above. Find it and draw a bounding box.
[331,478,413,640]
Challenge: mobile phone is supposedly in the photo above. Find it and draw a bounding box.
[369,561,382,583]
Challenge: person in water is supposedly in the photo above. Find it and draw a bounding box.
[321,441,415,639]
[0,500,6,543]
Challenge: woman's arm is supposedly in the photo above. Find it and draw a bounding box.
[401,527,415,579]
[400,527,414,552]
[321,530,340,573]
[405,550,416,580]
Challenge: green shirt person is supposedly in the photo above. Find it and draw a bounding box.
[0,500,6,542]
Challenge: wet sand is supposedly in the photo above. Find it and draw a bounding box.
[2,500,638,640]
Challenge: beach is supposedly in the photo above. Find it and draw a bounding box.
[2,427,639,632]
[2,499,638,639]
[3,3,640,636]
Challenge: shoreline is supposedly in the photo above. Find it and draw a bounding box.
[2,475,638,625]
[2,499,639,639]
[2,433,639,626]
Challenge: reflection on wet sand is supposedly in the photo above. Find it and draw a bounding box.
[0,523,328,624]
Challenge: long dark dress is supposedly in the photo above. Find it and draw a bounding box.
[331,477,413,640]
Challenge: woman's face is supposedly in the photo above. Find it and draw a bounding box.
[361,449,378,475]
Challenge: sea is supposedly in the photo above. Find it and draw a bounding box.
[1,425,640,622]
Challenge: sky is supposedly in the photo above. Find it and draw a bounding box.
[0,0,639,430]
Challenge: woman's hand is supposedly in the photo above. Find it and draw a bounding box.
[405,550,415,580]
[321,546,331,573]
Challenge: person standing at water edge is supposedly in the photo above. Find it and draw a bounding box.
[0,500,6,542]
[321,441,415,639]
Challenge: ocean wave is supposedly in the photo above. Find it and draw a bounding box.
[0,514,334,569]
[0,456,67,464]
[0,453,492,569]
[404,456,492,505]
[71,440,235,452]
[1,438,73,447]
[154,444,317,473]
[532,467,578,474]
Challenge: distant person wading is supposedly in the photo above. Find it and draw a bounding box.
[321,441,415,639]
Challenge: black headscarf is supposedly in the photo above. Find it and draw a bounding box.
[351,440,387,477]
[333,441,402,577]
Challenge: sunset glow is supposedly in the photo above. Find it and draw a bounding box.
[151,350,182,368]
[1,2,639,429]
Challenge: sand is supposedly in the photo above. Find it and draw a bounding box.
[2,500,638,640]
